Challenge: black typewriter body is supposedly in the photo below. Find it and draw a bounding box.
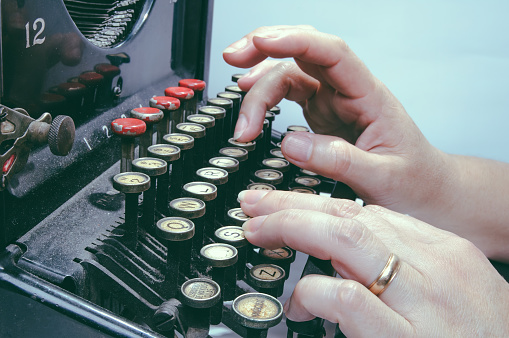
[0,1,347,337]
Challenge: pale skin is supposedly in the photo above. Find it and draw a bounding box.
[222,25,509,335]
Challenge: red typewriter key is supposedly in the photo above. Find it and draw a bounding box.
[94,63,121,78]
[78,71,104,107]
[111,117,146,172]
[130,107,164,157]
[179,78,206,104]
[165,86,195,120]
[150,95,181,139]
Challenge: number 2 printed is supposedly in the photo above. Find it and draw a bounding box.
[25,18,46,48]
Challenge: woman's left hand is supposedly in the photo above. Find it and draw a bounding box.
[239,190,509,337]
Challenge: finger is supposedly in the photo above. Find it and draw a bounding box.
[238,189,365,220]
[223,25,317,68]
[226,26,376,99]
[242,207,390,285]
[285,275,413,337]
[236,59,280,92]
[281,132,398,199]
[234,61,319,141]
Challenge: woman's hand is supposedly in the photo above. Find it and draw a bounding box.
[224,26,509,260]
[239,189,509,336]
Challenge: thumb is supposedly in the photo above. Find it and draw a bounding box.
[281,132,389,196]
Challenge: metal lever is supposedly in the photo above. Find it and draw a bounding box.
[0,104,75,190]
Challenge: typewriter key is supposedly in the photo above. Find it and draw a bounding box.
[132,157,167,231]
[209,156,240,206]
[226,207,251,227]
[231,73,244,83]
[179,78,206,107]
[157,217,194,293]
[201,243,238,304]
[180,278,221,333]
[225,84,246,102]
[208,97,233,146]
[287,125,310,133]
[187,114,215,156]
[215,226,249,279]
[289,186,318,195]
[177,122,206,170]
[78,71,104,108]
[147,144,181,212]
[248,264,286,298]
[113,172,151,248]
[259,247,295,280]
[219,147,248,183]
[165,86,195,122]
[198,105,226,152]
[217,91,241,136]
[293,176,322,194]
[149,95,181,141]
[196,167,228,222]
[163,133,194,190]
[57,82,86,111]
[269,148,284,159]
[183,182,217,240]
[232,293,283,334]
[169,197,206,252]
[262,158,290,188]
[269,106,281,116]
[130,107,164,157]
[253,169,284,189]
[94,63,121,105]
[247,182,277,191]
[111,118,146,172]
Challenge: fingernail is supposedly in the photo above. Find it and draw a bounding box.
[238,190,269,205]
[233,114,248,140]
[282,132,313,162]
[242,215,267,234]
[223,37,248,54]
[253,30,282,40]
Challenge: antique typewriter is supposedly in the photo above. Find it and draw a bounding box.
[0,1,361,337]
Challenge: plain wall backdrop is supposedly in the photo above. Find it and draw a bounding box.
[207,0,509,163]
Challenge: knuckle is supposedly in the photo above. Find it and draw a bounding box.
[335,280,366,310]
[363,204,389,216]
[325,198,363,219]
[328,139,353,178]
[328,218,372,251]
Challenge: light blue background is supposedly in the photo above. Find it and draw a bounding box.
[208,0,509,163]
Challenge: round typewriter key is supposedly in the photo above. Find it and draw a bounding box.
[226,207,251,226]
[187,114,215,128]
[164,133,195,186]
[111,118,146,172]
[165,86,195,121]
[196,167,228,222]
[131,107,164,157]
[300,168,319,177]
[132,157,167,231]
[150,95,181,138]
[201,243,238,304]
[156,217,195,241]
[218,91,242,136]
[269,148,284,159]
[209,156,240,205]
[183,181,217,241]
[287,125,310,132]
[290,186,318,194]
[294,176,322,194]
[232,293,283,330]
[247,182,277,191]
[157,217,195,295]
[57,82,86,110]
[248,264,286,297]
[148,144,181,211]
[253,169,284,188]
[215,226,248,247]
[180,278,221,309]
[259,247,295,280]
[198,105,226,151]
[113,172,150,249]
[231,73,244,83]
[169,197,205,219]
[269,106,281,115]
[225,84,246,102]
[215,226,249,279]
[201,243,238,268]
[228,138,256,152]
[177,122,206,139]
[219,147,249,186]
[208,97,233,146]
[179,78,206,104]
[263,158,290,188]
[177,122,206,171]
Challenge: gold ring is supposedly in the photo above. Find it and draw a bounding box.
[367,253,401,296]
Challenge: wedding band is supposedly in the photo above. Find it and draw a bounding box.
[367,253,401,296]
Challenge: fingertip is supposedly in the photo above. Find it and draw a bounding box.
[282,132,313,163]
